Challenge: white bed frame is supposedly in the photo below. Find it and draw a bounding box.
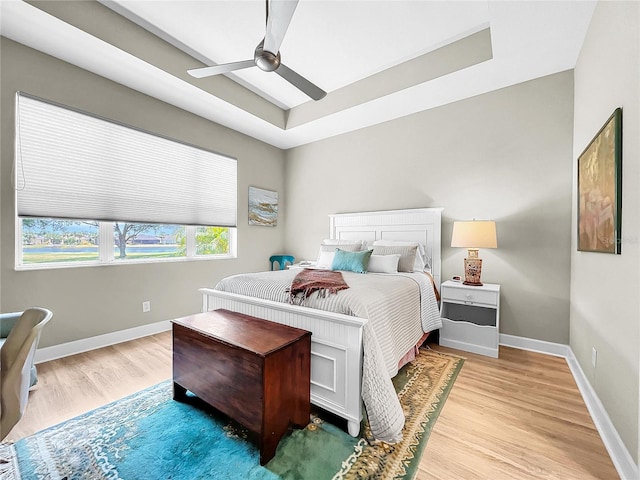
[200,207,443,436]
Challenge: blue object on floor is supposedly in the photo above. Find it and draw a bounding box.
[269,255,295,270]
[9,382,279,480]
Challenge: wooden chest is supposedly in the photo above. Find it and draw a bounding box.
[172,309,311,465]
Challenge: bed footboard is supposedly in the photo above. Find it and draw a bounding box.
[200,288,365,437]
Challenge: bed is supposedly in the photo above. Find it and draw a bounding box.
[199,208,443,442]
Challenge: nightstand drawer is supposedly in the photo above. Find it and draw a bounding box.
[441,302,496,327]
[440,318,498,358]
[441,286,498,306]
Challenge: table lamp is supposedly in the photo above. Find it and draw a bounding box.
[451,220,497,286]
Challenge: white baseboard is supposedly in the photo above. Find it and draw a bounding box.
[500,333,639,480]
[34,320,172,364]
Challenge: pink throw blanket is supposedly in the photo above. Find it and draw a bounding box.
[287,269,349,305]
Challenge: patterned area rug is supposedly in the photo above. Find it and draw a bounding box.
[0,348,462,480]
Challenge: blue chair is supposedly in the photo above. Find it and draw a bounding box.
[270,255,295,270]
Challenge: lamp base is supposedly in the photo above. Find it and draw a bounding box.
[463,257,483,286]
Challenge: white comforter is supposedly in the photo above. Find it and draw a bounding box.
[214,269,442,442]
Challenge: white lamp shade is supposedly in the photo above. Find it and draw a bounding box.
[451,221,497,249]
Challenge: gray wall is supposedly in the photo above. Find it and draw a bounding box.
[284,71,575,344]
[571,1,639,463]
[0,38,287,348]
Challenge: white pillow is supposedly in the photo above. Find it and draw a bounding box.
[372,240,429,272]
[316,250,336,269]
[315,243,362,268]
[367,254,400,273]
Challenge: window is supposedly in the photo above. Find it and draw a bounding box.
[14,93,237,269]
[21,219,99,264]
[195,226,230,256]
[18,218,234,268]
[113,223,186,261]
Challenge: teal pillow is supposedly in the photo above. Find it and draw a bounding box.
[331,248,373,274]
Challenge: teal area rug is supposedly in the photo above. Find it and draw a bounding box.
[0,349,463,480]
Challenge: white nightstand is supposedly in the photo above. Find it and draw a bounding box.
[287,262,316,270]
[439,280,500,358]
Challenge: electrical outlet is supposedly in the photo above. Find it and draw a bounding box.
[142,301,151,313]
[591,347,597,368]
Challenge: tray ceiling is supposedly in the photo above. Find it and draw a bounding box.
[1,0,596,149]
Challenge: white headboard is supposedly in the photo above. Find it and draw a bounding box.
[329,208,443,289]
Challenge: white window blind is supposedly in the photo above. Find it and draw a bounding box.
[15,93,237,227]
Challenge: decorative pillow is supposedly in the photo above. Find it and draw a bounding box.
[319,243,362,253]
[316,243,362,268]
[371,244,417,273]
[372,240,429,272]
[322,239,363,249]
[367,254,400,274]
[331,248,373,274]
[316,250,336,269]
[419,247,431,271]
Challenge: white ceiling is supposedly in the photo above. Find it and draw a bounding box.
[1,0,596,149]
[107,0,493,109]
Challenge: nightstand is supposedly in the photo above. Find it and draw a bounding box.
[287,262,316,270]
[439,280,500,358]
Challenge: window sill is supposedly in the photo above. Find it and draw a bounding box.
[15,253,236,271]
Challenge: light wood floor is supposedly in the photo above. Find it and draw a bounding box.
[422,344,619,480]
[6,332,619,479]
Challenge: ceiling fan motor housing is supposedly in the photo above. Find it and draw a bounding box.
[254,43,281,72]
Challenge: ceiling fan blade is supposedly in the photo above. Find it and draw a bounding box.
[263,0,299,55]
[276,63,327,101]
[187,59,255,78]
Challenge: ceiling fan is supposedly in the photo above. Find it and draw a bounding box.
[187,0,326,101]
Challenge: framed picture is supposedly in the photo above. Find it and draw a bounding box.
[577,108,622,254]
[248,186,278,227]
